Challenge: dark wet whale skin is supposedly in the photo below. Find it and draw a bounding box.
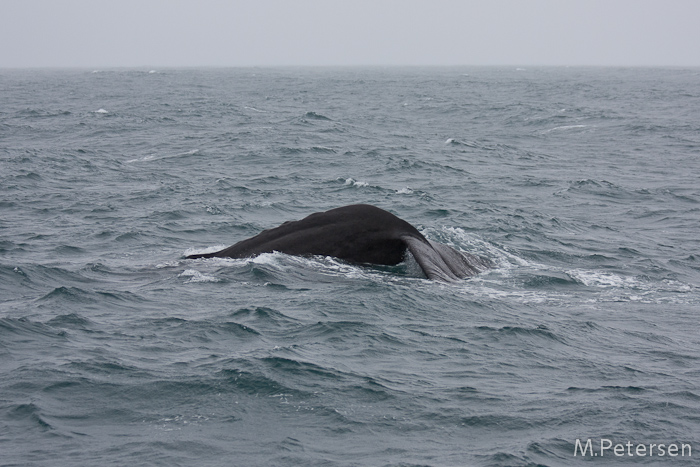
[187,204,490,281]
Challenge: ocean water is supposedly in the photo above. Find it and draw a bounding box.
[1,67,699,466]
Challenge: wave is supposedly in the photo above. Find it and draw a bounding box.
[230,306,300,327]
[540,124,589,134]
[301,111,332,121]
[125,149,201,164]
[35,286,146,309]
[0,317,68,341]
[148,316,262,342]
[6,403,55,432]
[339,177,369,187]
[279,145,336,154]
[179,269,219,283]
[444,138,479,147]
[476,324,566,344]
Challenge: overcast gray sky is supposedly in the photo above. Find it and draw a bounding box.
[2,0,699,68]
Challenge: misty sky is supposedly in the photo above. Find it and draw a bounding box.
[2,0,699,68]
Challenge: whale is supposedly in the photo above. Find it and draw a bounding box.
[187,204,491,281]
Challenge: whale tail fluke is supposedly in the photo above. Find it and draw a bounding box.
[402,236,491,282]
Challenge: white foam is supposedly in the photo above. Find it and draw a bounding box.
[342,177,369,187]
[662,280,692,293]
[463,284,553,304]
[311,146,335,152]
[126,149,200,164]
[249,252,280,265]
[179,269,219,283]
[423,227,697,305]
[444,138,479,148]
[396,187,413,195]
[248,251,378,281]
[94,108,108,114]
[568,270,639,288]
[440,226,527,269]
[125,154,157,163]
[543,124,588,134]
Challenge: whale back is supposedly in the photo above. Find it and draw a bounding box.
[187,204,490,281]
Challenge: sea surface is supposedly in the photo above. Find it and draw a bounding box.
[1,67,699,466]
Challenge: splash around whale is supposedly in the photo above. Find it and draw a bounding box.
[187,204,491,282]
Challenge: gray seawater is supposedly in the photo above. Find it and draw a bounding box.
[1,67,699,466]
